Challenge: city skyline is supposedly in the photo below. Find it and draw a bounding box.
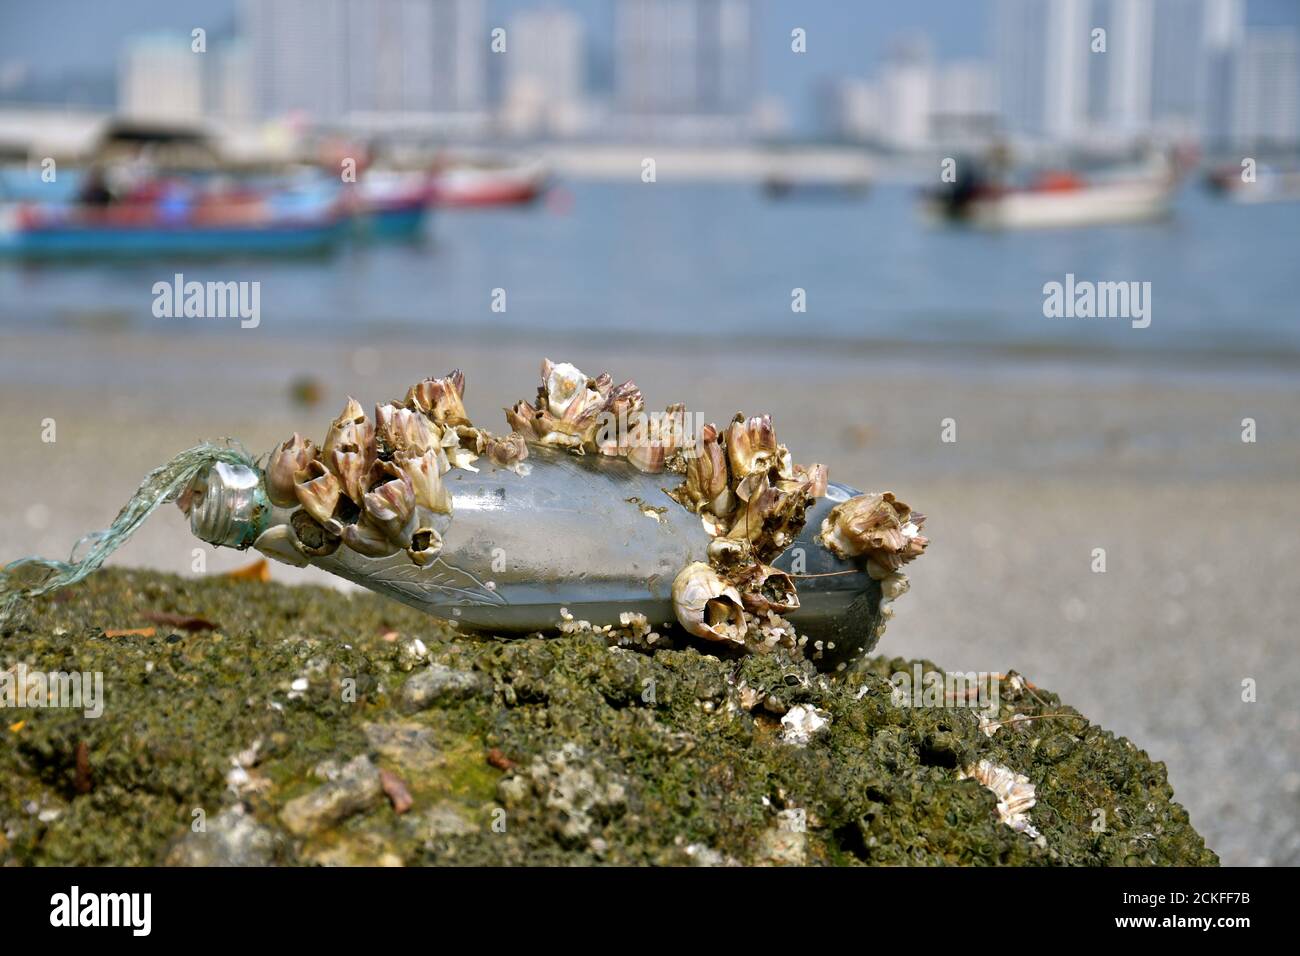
[8,0,1300,147]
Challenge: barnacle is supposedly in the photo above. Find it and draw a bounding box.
[322,397,375,464]
[266,433,317,507]
[405,370,469,426]
[819,492,928,568]
[671,562,747,645]
[293,460,341,527]
[406,526,443,567]
[959,759,1043,843]
[362,466,416,546]
[726,414,778,479]
[395,449,450,514]
[484,431,531,475]
[375,403,435,458]
[736,564,800,615]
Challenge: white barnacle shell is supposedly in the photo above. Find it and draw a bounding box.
[362,469,416,545]
[542,359,591,418]
[341,518,400,558]
[266,433,317,507]
[819,492,928,568]
[294,460,341,526]
[375,402,435,458]
[726,414,778,479]
[958,759,1042,841]
[397,449,453,515]
[671,561,747,645]
[406,526,443,567]
[779,704,831,745]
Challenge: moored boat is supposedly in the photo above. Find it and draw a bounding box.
[427,154,548,208]
[0,186,346,259]
[350,169,433,238]
[923,153,1177,229]
[1205,162,1300,204]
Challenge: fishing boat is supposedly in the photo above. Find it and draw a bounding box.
[350,169,433,238]
[923,152,1177,229]
[427,154,548,208]
[0,185,346,259]
[1205,162,1300,204]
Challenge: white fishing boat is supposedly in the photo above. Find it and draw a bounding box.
[427,153,549,208]
[1206,163,1300,204]
[925,153,1177,229]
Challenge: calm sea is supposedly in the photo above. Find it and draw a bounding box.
[2,180,1298,363]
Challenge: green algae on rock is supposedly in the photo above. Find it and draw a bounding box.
[0,568,1216,866]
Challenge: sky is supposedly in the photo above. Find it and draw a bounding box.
[0,0,1296,111]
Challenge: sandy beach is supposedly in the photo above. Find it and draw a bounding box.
[2,328,1298,865]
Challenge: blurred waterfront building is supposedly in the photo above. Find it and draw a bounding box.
[878,36,933,151]
[613,0,754,139]
[821,51,993,152]
[118,34,204,122]
[1198,0,1245,144]
[501,8,587,138]
[242,0,486,126]
[212,40,254,123]
[1102,0,1156,134]
[821,78,881,144]
[1231,28,1299,149]
[994,0,1297,150]
[996,0,1091,142]
[931,59,998,148]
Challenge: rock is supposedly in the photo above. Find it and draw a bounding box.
[420,801,477,838]
[363,721,442,772]
[399,663,490,713]
[280,755,382,836]
[755,823,807,866]
[306,833,403,867]
[164,805,275,867]
[780,704,831,745]
[497,743,628,847]
[0,569,1218,867]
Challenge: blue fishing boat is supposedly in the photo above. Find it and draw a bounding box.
[349,170,434,239]
[0,183,347,259]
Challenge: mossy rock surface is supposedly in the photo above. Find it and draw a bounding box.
[0,568,1217,866]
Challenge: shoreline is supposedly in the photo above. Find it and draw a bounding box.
[4,322,1300,390]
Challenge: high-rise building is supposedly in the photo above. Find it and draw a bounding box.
[821,78,881,143]
[615,0,753,116]
[242,0,485,121]
[995,0,1091,142]
[1103,0,1155,133]
[502,8,585,135]
[1200,0,1246,144]
[878,37,933,151]
[213,40,254,122]
[119,34,205,122]
[1150,0,1207,133]
[1232,28,1300,148]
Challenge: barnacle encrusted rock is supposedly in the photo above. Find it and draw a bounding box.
[0,568,1218,866]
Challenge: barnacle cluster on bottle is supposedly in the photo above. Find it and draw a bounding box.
[264,369,525,568]
[262,356,928,657]
[505,357,930,656]
[664,413,832,653]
